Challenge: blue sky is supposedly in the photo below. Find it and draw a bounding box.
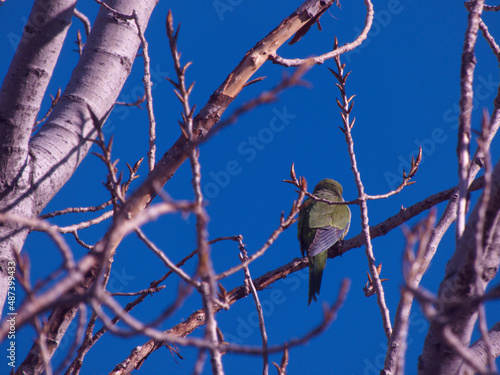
[1,0,500,374]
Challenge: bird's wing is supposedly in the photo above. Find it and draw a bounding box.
[309,199,350,230]
[306,197,350,258]
[307,226,347,258]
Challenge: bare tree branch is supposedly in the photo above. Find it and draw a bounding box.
[239,240,269,375]
[382,209,437,375]
[456,0,484,240]
[460,322,500,374]
[133,10,157,172]
[109,278,350,374]
[0,0,78,316]
[330,43,393,340]
[473,112,498,373]
[419,155,500,373]
[269,0,374,67]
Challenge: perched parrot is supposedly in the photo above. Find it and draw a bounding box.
[297,179,351,305]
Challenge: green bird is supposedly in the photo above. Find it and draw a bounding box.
[297,179,351,305]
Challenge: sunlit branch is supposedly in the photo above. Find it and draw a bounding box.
[268,0,374,67]
[456,0,484,241]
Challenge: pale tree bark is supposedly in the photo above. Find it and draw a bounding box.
[0,0,158,314]
[418,157,500,374]
[0,0,78,316]
[460,322,500,374]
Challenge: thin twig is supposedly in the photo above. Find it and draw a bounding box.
[166,10,196,141]
[190,150,223,375]
[166,10,224,373]
[222,278,351,355]
[73,8,91,36]
[239,239,269,375]
[216,178,307,281]
[71,230,93,250]
[331,43,392,339]
[133,10,157,172]
[478,19,500,58]
[88,108,126,207]
[40,200,112,219]
[134,228,200,288]
[32,89,61,133]
[56,303,87,375]
[268,0,374,67]
[0,212,75,271]
[36,319,53,375]
[56,210,114,233]
[111,286,165,297]
[94,0,133,19]
[115,94,146,108]
[193,349,208,375]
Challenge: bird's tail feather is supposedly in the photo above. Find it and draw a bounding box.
[308,252,327,305]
